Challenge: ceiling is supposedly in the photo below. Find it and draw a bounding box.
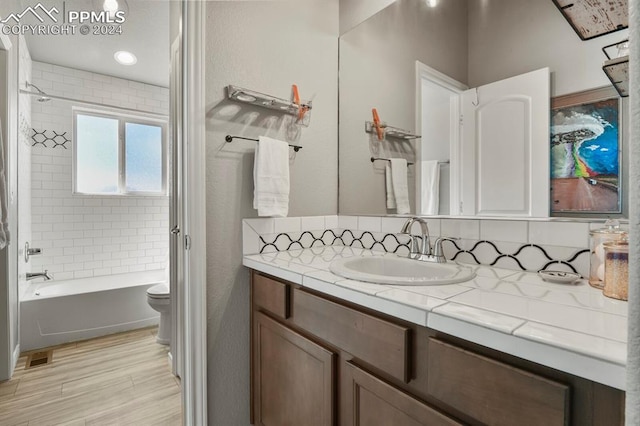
[21,0,170,87]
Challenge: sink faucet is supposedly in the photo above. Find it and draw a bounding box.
[399,217,431,258]
[26,270,52,281]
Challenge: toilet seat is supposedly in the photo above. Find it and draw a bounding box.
[147,283,169,299]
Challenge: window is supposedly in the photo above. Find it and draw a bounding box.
[73,110,167,195]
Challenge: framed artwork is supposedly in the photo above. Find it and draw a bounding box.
[550,87,621,214]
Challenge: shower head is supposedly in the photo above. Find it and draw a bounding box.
[26,81,51,102]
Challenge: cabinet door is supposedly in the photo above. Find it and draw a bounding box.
[341,362,462,426]
[253,312,335,426]
[460,67,550,217]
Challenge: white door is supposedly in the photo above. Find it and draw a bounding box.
[460,68,550,217]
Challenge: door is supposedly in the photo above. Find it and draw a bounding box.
[340,362,462,426]
[460,68,550,217]
[253,312,335,426]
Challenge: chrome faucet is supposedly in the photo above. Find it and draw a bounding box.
[26,270,52,281]
[429,237,459,263]
[399,217,431,258]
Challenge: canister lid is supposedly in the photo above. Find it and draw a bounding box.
[590,218,626,235]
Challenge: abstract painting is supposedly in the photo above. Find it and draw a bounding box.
[550,95,620,213]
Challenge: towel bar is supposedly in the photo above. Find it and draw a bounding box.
[225,135,302,152]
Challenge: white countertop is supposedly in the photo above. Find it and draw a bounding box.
[243,246,627,390]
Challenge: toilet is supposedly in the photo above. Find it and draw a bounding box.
[146,283,170,345]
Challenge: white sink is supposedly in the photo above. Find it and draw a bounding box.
[329,256,476,286]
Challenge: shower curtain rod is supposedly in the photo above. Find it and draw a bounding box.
[19,89,168,119]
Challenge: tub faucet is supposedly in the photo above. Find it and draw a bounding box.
[26,270,52,281]
[399,217,431,258]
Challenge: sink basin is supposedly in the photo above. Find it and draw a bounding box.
[329,256,476,286]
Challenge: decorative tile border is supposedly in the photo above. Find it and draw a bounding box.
[243,216,594,276]
[31,129,70,149]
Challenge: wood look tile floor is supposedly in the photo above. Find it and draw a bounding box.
[0,327,182,426]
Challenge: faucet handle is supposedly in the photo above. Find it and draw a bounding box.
[433,237,460,259]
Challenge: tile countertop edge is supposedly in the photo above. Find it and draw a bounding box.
[244,253,626,391]
[428,312,626,390]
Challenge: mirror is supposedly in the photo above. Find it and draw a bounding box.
[338,0,629,219]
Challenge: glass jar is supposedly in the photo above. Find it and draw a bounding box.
[589,219,626,289]
[603,238,629,301]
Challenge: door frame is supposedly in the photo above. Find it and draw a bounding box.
[0,28,19,382]
[180,0,208,424]
[415,61,467,216]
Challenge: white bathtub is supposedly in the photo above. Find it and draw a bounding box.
[20,270,166,351]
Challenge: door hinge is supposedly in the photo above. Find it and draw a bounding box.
[459,201,464,214]
[459,115,463,126]
[185,235,191,250]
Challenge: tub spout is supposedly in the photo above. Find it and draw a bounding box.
[26,270,52,281]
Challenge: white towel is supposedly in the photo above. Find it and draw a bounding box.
[253,136,290,217]
[385,158,410,214]
[0,119,9,249]
[421,160,440,215]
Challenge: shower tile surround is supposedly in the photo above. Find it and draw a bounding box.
[244,216,628,389]
[28,62,170,281]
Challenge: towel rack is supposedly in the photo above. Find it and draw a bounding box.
[365,122,421,140]
[225,135,303,152]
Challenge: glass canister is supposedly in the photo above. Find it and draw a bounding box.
[603,238,629,301]
[589,219,627,289]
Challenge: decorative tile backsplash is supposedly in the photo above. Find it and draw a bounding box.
[31,129,70,149]
[243,216,598,276]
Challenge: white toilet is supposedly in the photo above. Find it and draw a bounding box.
[146,283,170,345]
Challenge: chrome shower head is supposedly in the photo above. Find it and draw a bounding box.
[26,81,51,102]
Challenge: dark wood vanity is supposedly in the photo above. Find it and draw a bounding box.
[250,270,625,426]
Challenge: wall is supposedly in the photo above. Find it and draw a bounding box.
[204,1,339,423]
[467,0,629,96]
[339,0,396,35]
[28,61,170,281]
[339,0,468,215]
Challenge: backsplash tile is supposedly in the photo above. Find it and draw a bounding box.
[243,216,594,276]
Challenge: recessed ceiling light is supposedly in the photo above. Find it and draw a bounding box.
[103,0,119,13]
[114,50,137,66]
[425,0,438,7]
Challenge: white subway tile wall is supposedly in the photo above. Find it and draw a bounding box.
[29,61,169,280]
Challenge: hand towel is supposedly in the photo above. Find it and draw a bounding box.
[421,160,440,215]
[385,163,396,209]
[253,136,290,217]
[389,158,410,214]
[0,119,9,249]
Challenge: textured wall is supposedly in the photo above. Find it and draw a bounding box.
[204,1,339,423]
[338,0,468,215]
[339,0,396,35]
[467,0,629,96]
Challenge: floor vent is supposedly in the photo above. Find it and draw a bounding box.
[25,350,54,369]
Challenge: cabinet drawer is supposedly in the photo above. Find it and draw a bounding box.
[427,338,569,426]
[252,273,290,319]
[293,288,410,382]
[341,362,462,426]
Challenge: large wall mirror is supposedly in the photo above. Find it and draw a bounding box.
[338,0,629,219]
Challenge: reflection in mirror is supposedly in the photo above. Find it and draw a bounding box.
[338,0,629,219]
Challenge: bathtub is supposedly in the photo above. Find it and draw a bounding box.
[20,270,166,351]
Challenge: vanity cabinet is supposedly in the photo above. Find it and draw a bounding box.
[250,270,625,426]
